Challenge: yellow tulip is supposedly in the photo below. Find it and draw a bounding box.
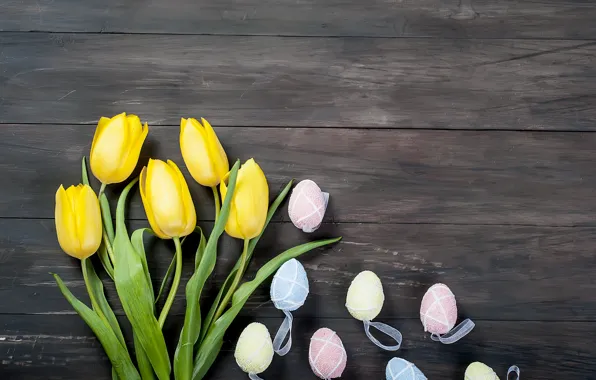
[55,184,102,260]
[180,117,229,187]
[140,159,196,239]
[220,159,269,239]
[90,112,149,184]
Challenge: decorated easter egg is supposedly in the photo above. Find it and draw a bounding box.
[345,271,385,321]
[270,258,309,311]
[309,328,347,379]
[235,322,274,374]
[464,362,500,380]
[288,180,328,233]
[386,358,427,380]
[420,283,457,335]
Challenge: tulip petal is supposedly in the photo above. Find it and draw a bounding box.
[113,121,148,183]
[167,160,196,237]
[147,159,186,238]
[234,159,269,239]
[180,118,218,187]
[140,165,168,239]
[55,185,81,258]
[90,116,111,158]
[90,113,130,184]
[127,114,142,138]
[201,118,229,183]
[74,185,102,259]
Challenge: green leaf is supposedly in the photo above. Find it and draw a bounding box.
[53,273,141,380]
[113,179,171,380]
[134,333,156,380]
[82,157,91,186]
[97,241,115,281]
[155,254,176,305]
[81,258,125,346]
[194,227,206,272]
[193,237,341,380]
[199,180,293,343]
[101,193,115,244]
[131,228,156,303]
[174,160,240,380]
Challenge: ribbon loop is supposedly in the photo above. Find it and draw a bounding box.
[507,365,520,380]
[430,318,475,344]
[249,373,264,380]
[363,320,402,351]
[273,310,293,356]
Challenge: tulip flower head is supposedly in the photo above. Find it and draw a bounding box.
[180,117,229,187]
[55,184,102,260]
[90,113,149,184]
[220,159,269,240]
[140,159,196,239]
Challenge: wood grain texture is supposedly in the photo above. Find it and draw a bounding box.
[3,219,596,320]
[1,0,596,39]
[1,315,595,379]
[1,33,596,129]
[3,125,596,225]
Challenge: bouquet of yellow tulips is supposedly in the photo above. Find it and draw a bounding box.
[53,113,340,380]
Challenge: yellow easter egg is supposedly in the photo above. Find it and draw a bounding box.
[464,362,500,380]
[345,271,385,321]
[234,322,274,374]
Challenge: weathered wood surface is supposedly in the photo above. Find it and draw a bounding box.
[2,0,596,39]
[2,219,596,320]
[1,315,595,379]
[2,34,596,129]
[2,0,596,377]
[4,125,596,225]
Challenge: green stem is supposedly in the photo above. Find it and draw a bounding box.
[158,236,183,328]
[212,186,220,220]
[103,231,115,264]
[98,182,107,198]
[212,238,249,324]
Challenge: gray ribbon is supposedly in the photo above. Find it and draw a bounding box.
[430,318,475,344]
[249,373,264,380]
[363,320,402,351]
[273,310,293,356]
[507,365,520,379]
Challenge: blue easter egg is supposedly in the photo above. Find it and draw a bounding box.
[386,358,427,380]
[270,259,309,311]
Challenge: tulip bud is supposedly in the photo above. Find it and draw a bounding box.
[180,117,229,187]
[220,159,269,240]
[140,159,196,239]
[55,184,102,260]
[90,113,149,184]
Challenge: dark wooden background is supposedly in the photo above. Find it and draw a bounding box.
[2,0,596,379]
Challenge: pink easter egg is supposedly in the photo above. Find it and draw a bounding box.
[309,328,347,379]
[288,180,328,233]
[419,283,458,335]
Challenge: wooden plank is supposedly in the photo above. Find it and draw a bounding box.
[3,125,596,225]
[1,0,596,39]
[2,219,596,320]
[1,314,594,378]
[1,34,596,129]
